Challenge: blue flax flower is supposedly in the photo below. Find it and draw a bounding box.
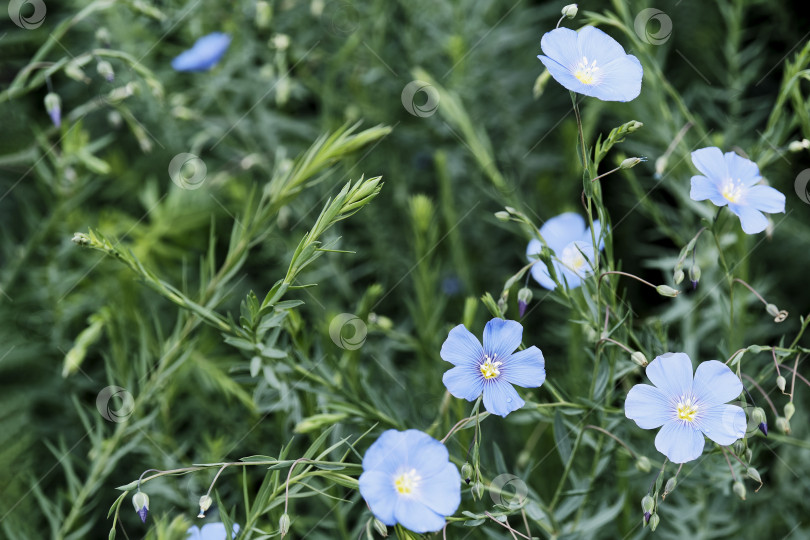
[186,522,240,540]
[172,33,231,72]
[537,26,643,102]
[689,147,785,234]
[441,318,546,417]
[526,212,603,290]
[359,429,460,533]
[625,352,747,463]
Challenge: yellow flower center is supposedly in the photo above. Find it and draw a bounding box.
[560,243,590,276]
[676,396,699,422]
[721,178,745,203]
[394,469,420,495]
[480,354,503,379]
[574,56,600,85]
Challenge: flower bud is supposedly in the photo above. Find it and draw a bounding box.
[689,265,701,289]
[654,155,668,179]
[643,511,651,525]
[641,494,654,513]
[518,287,532,318]
[733,439,745,455]
[461,462,474,484]
[132,492,149,523]
[372,517,388,537]
[627,120,643,132]
[752,407,766,425]
[635,456,651,473]
[673,269,685,285]
[561,4,578,18]
[776,376,786,392]
[279,513,291,537]
[664,477,677,496]
[784,402,795,421]
[95,27,111,45]
[620,157,646,170]
[472,481,485,500]
[44,92,61,128]
[255,1,272,28]
[745,448,752,462]
[656,285,679,297]
[747,344,762,354]
[198,494,213,518]
[733,480,746,500]
[788,140,805,152]
[97,60,114,82]
[630,351,648,367]
[746,467,761,484]
[758,422,768,437]
[494,210,510,222]
[649,513,660,531]
[776,416,790,434]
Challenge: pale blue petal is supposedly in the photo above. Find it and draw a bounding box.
[172,33,231,72]
[724,151,760,186]
[559,264,583,289]
[394,497,446,533]
[538,56,592,96]
[646,353,693,400]
[529,260,557,290]
[625,384,673,429]
[526,238,543,260]
[359,470,397,525]
[199,523,239,540]
[443,365,484,401]
[697,404,747,446]
[746,185,785,213]
[729,204,768,234]
[482,380,524,417]
[539,27,581,69]
[186,526,202,540]
[539,212,586,253]
[502,346,546,388]
[690,175,727,206]
[408,434,452,478]
[692,360,742,406]
[362,430,408,475]
[578,26,629,66]
[416,462,461,516]
[483,319,523,360]
[440,325,482,366]
[589,54,643,102]
[691,147,727,180]
[655,421,705,463]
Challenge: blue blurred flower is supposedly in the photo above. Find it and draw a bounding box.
[186,523,240,540]
[537,26,643,102]
[625,352,747,463]
[172,33,231,72]
[358,429,460,533]
[689,147,785,234]
[441,318,546,417]
[526,212,603,290]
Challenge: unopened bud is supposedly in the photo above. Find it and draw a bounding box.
[279,513,291,537]
[673,269,685,285]
[620,157,647,170]
[97,60,114,82]
[733,480,746,500]
[255,1,272,28]
[372,517,388,537]
[656,285,679,297]
[132,492,149,523]
[641,494,654,513]
[689,265,701,289]
[788,140,806,152]
[776,376,786,392]
[664,477,677,495]
[635,456,651,473]
[752,407,766,425]
[472,481,485,500]
[776,416,790,434]
[654,155,668,179]
[198,494,213,518]
[649,513,660,531]
[95,27,111,45]
[561,4,578,18]
[518,287,532,318]
[44,92,61,128]
[747,344,762,354]
[627,120,643,132]
[494,211,510,222]
[758,422,768,437]
[784,402,795,421]
[745,448,752,462]
[631,351,648,367]
[461,462,474,484]
[746,467,761,484]
[643,511,651,525]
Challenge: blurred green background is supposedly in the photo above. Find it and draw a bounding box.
[2,0,810,538]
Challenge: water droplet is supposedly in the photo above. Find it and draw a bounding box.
[506,398,513,403]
